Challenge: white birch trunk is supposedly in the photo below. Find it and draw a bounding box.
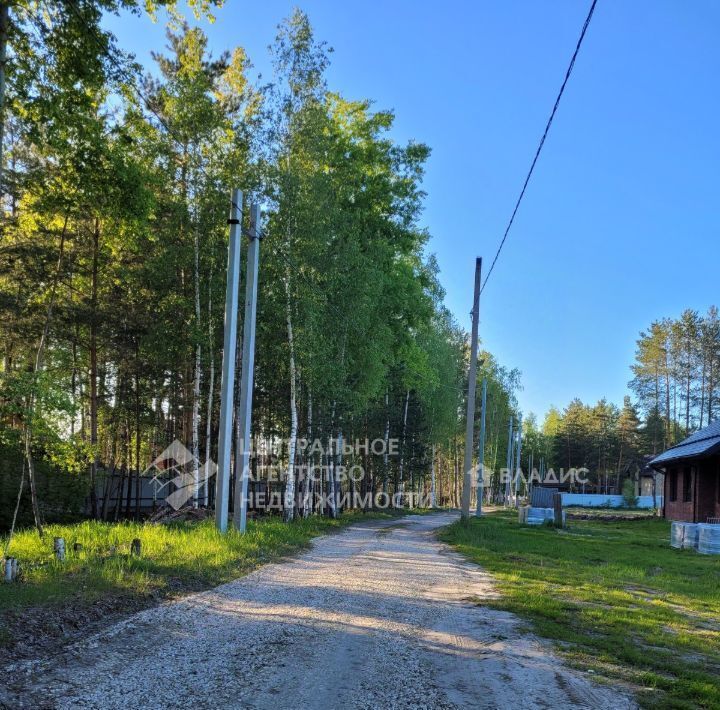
[396,389,409,507]
[327,440,336,518]
[204,349,214,507]
[383,388,389,494]
[335,431,343,514]
[192,225,202,508]
[430,443,436,508]
[302,392,313,518]
[284,272,298,522]
[203,268,214,507]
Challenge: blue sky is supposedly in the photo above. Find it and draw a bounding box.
[105,0,720,420]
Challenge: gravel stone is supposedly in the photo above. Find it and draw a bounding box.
[1,512,635,709]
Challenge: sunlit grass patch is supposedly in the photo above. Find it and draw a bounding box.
[0,510,396,640]
[440,511,720,709]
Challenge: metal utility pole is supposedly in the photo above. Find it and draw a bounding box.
[504,417,514,505]
[475,378,487,517]
[528,451,534,504]
[461,257,482,520]
[234,204,260,533]
[513,415,523,507]
[215,190,242,533]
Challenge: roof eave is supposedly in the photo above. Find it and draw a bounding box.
[649,440,720,469]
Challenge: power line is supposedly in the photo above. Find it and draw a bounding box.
[480,0,599,295]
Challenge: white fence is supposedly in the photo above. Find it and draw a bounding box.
[561,493,662,509]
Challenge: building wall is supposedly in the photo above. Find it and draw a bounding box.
[664,465,696,522]
[664,459,720,522]
[640,473,664,497]
[696,460,720,522]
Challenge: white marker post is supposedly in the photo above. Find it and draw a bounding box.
[215,189,242,533]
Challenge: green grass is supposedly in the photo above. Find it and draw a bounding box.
[564,506,657,519]
[439,511,720,709]
[0,510,395,642]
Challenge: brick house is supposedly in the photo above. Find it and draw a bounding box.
[649,421,720,523]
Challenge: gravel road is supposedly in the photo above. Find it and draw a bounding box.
[3,512,634,709]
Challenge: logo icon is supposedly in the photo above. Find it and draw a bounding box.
[143,440,217,510]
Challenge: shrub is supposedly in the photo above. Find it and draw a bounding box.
[622,478,638,508]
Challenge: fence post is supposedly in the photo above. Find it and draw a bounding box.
[553,493,564,528]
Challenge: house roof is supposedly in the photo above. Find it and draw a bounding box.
[649,420,720,467]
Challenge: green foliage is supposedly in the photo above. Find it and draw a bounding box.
[0,6,523,526]
[630,306,720,451]
[0,511,395,621]
[622,478,639,508]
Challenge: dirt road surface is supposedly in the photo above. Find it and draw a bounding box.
[2,512,634,709]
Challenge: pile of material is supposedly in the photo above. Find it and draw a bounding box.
[518,506,565,526]
[148,506,213,524]
[669,521,720,554]
[698,524,720,555]
[670,521,685,548]
[682,523,700,549]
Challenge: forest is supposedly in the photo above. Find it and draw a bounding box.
[523,307,720,493]
[0,3,526,530]
[0,0,716,533]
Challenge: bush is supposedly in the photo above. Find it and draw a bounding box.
[622,478,638,508]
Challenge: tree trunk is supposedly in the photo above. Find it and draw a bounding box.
[192,224,202,508]
[283,272,298,522]
[114,463,126,522]
[430,443,436,508]
[334,431,343,514]
[89,220,100,518]
[0,2,9,215]
[700,351,707,428]
[23,429,43,536]
[383,388,389,494]
[23,216,69,536]
[134,364,141,521]
[70,337,77,438]
[396,389,409,506]
[204,267,215,507]
[709,358,715,425]
[302,392,313,518]
[124,418,133,517]
[664,352,671,447]
[453,438,459,508]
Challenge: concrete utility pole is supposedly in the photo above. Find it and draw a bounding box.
[504,417,514,505]
[215,190,242,533]
[234,204,260,533]
[475,378,487,517]
[513,415,523,507]
[461,257,482,519]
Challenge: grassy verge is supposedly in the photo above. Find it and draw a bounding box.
[439,511,720,709]
[564,506,658,519]
[0,510,397,649]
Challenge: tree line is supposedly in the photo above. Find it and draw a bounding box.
[0,5,525,530]
[517,307,720,496]
[629,307,720,451]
